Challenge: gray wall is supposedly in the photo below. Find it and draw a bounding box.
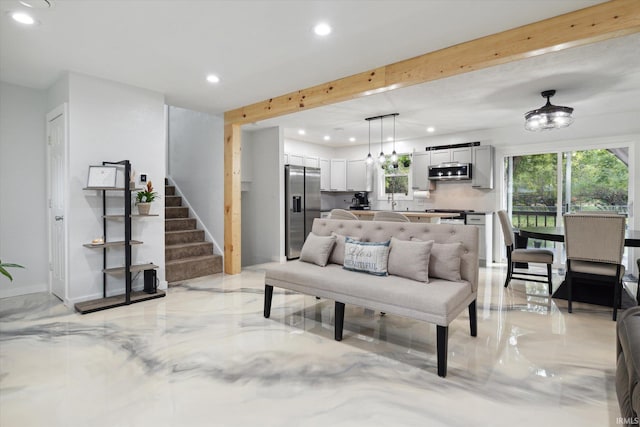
[241,127,284,266]
[167,106,224,255]
[0,82,49,297]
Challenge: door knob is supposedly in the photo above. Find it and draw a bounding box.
[55,216,64,221]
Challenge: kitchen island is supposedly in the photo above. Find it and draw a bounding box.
[349,210,462,223]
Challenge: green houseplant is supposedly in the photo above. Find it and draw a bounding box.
[1,260,24,282]
[136,181,158,215]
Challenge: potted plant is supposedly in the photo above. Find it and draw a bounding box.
[1,260,24,282]
[136,181,158,215]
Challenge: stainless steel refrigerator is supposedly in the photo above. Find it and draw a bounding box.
[285,165,321,259]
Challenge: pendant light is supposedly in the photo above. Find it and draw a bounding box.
[524,90,574,131]
[378,118,385,164]
[365,120,373,164]
[390,114,398,166]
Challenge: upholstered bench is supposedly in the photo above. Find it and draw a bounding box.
[617,306,640,422]
[263,218,479,377]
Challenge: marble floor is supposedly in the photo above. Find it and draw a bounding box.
[0,264,634,427]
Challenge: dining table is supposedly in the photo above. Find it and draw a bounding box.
[517,226,640,308]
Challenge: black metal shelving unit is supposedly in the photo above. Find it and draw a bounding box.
[76,160,164,314]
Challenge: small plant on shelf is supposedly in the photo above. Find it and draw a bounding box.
[135,181,159,215]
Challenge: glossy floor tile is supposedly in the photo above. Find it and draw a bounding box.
[0,265,632,427]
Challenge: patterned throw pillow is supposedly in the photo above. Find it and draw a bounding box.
[343,237,391,276]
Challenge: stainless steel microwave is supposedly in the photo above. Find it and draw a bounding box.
[428,163,472,181]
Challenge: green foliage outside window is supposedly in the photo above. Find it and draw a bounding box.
[382,154,411,195]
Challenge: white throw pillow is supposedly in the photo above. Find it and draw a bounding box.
[429,242,463,281]
[343,237,390,276]
[299,233,336,267]
[388,237,434,282]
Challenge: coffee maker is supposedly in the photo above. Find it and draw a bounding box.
[350,192,370,210]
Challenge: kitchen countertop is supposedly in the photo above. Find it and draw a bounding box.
[349,210,462,219]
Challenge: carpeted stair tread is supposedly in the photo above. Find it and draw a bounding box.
[165,241,214,261]
[165,254,223,283]
[165,218,197,231]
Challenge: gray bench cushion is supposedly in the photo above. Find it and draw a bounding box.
[265,261,474,326]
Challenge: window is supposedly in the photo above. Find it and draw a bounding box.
[377,154,412,200]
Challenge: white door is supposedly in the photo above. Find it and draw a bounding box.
[47,106,67,300]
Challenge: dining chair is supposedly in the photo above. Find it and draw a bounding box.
[497,210,554,293]
[328,209,359,220]
[372,211,410,222]
[563,213,626,321]
[636,258,639,305]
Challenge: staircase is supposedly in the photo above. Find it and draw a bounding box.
[165,181,223,283]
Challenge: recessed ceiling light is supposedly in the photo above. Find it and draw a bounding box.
[206,74,220,83]
[314,22,332,36]
[11,11,36,25]
[323,135,330,141]
[426,126,435,133]
[298,129,306,135]
[349,137,356,142]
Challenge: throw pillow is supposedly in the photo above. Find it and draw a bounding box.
[429,242,463,281]
[329,233,360,265]
[299,233,336,267]
[343,237,391,276]
[387,237,434,282]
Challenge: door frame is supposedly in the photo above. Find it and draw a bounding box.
[46,103,69,304]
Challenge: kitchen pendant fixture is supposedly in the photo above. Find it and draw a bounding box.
[364,113,400,165]
[524,90,574,131]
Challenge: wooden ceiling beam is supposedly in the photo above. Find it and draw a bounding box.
[224,0,640,126]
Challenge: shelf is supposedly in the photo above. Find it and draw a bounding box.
[83,187,143,191]
[103,263,159,274]
[103,214,160,218]
[74,290,166,314]
[83,240,143,248]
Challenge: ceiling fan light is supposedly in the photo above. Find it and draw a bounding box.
[524,90,574,131]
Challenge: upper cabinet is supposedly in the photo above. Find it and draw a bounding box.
[429,147,472,165]
[412,151,431,190]
[304,156,319,168]
[319,158,331,191]
[288,153,304,166]
[472,145,494,189]
[330,159,346,191]
[346,159,371,192]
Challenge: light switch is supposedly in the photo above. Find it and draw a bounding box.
[140,174,147,183]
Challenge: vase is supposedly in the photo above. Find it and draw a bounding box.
[137,202,151,215]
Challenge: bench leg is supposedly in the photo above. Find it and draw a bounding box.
[335,301,345,341]
[437,325,448,377]
[264,285,273,318]
[468,300,477,337]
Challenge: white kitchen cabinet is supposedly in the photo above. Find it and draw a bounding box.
[288,153,304,166]
[465,212,493,267]
[472,145,494,189]
[429,147,472,165]
[319,158,331,191]
[304,156,319,168]
[330,159,346,191]
[411,151,431,190]
[346,159,368,191]
[283,153,289,165]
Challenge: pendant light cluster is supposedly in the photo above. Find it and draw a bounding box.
[365,113,399,167]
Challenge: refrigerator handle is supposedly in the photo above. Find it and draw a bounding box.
[293,196,302,213]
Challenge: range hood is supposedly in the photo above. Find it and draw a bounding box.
[428,162,472,181]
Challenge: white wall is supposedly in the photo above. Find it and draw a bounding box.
[167,106,224,255]
[241,127,284,266]
[66,72,166,303]
[0,82,49,297]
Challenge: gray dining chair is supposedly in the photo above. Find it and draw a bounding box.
[497,210,554,293]
[637,259,640,305]
[372,211,410,222]
[328,209,358,220]
[564,213,626,321]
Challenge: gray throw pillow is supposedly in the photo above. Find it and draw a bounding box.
[388,237,434,282]
[299,232,337,267]
[329,232,360,265]
[429,242,463,281]
[343,237,390,276]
